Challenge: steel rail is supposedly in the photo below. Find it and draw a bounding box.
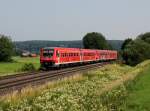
[0,62,107,96]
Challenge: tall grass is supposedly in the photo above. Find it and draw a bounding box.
[0,60,149,111]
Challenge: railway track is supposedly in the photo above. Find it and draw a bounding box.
[0,62,107,96]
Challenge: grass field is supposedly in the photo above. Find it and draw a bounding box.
[0,56,40,76]
[0,61,149,111]
[123,65,150,111]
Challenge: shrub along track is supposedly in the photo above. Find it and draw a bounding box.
[0,62,108,96]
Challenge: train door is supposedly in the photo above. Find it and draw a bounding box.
[56,50,60,64]
[80,49,83,62]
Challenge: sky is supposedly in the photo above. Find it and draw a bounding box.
[0,0,150,41]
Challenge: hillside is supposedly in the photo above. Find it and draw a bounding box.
[14,40,123,53]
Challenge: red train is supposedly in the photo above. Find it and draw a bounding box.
[40,47,117,68]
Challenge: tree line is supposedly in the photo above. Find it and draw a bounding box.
[0,32,149,66]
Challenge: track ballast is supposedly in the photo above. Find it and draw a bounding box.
[0,62,108,96]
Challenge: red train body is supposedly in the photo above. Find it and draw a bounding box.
[40,47,117,68]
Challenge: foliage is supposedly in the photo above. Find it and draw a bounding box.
[20,63,36,72]
[14,40,83,54]
[121,32,150,66]
[82,32,112,49]
[0,35,14,62]
[137,32,150,44]
[0,62,143,111]
[121,38,132,50]
[1,60,150,111]
[14,40,123,54]
[121,65,150,111]
[0,57,40,76]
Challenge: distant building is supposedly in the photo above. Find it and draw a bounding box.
[21,51,30,57]
[30,53,37,57]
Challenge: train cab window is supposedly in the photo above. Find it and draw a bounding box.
[43,49,54,57]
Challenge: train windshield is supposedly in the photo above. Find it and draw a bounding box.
[43,49,54,57]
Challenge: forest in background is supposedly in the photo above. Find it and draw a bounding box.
[14,40,123,53]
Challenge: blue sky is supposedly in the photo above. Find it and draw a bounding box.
[0,0,150,41]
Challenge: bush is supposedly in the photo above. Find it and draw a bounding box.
[121,32,150,66]
[0,35,14,62]
[20,63,36,72]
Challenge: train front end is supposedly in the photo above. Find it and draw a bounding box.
[40,47,57,68]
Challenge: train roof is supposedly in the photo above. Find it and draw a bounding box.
[42,47,117,52]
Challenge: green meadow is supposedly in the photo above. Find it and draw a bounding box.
[0,56,40,76]
[122,65,150,111]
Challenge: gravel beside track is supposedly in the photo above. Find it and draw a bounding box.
[0,62,107,96]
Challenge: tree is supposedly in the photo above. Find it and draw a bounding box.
[121,38,132,50]
[0,35,14,62]
[83,32,111,49]
[121,33,150,66]
[137,32,150,44]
